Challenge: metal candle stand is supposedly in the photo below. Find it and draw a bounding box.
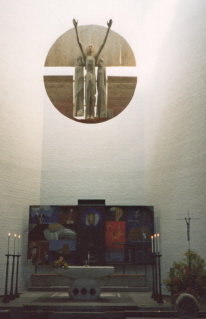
[150,259,156,299]
[14,255,21,298]
[2,255,10,303]
[151,252,164,304]
[2,254,21,303]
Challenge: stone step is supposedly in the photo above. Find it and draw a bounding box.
[30,273,147,288]
[28,285,149,292]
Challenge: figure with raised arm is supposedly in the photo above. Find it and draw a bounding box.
[97,58,107,118]
[73,19,112,119]
[74,56,84,117]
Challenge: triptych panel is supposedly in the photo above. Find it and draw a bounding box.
[27,204,154,266]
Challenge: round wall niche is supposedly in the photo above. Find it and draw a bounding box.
[44,24,137,124]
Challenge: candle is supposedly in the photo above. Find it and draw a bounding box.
[157,233,160,253]
[14,234,17,254]
[18,235,21,255]
[154,234,156,253]
[8,233,11,254]
[151,235,153,253]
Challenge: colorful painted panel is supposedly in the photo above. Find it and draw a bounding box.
[133,242,153,264]
[28,204,154,266]
[29,206,59,224]
[105,221,125,263]
[125,206,154,264]
[28,205,77,266]
[49,240,76,265]
[105,206,126,221]
[76,205,105,265]
[27,241,49,265]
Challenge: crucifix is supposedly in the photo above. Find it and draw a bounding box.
[177,211,200,271]
[177,210,200,250]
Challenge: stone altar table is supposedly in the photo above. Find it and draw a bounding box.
[54,266,114,300]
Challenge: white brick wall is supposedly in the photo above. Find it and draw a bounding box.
[0,1,44,294]
[0,0,206,295]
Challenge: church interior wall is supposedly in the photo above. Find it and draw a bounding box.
[0,0,205,295]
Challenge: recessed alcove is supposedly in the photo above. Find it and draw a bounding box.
[44,25,137,123]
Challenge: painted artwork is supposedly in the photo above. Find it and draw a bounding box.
[49,240,76,265]
[27,204,154,266]
[133,242,154,264]
[28,205,77,266]
[27,241,50,265]
[76,205,105,266]
[126,221,152,242]
[106,206,126,221]
[29,205,59,224]
[105,221,125,263]
[126,206,154,264]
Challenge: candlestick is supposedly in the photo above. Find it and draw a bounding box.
[9,255,15,300]
[154,234,157,253]
[14,255,20,298]
[157,233,160,253]
[151,236,154,253]
[2,254,10,303]
[8,233,11,255]
[119,43,122,65]
[13,234,17,255]
[157,253,164,303]
[17,236,21,255]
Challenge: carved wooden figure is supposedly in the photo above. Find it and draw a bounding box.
[73,19,112,119]
[97,58,107,118]
[74,56,84,117]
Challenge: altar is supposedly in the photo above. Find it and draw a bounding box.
[54,266,114,300]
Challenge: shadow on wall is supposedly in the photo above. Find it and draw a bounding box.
[143,0,206,206]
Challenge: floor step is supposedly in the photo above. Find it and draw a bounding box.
[28,286,149,292]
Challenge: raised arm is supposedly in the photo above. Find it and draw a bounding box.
[95,19,113,63]
[73,19,86,63]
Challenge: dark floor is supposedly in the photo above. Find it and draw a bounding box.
[1,291,171,308]
[1,291,206,318]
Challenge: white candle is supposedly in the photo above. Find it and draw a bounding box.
[18,235,21,255]
[14,234,17,254]
[151,236,153,252]
[157,233,160,253]
[154,234,156,253]
[8,233,11,254]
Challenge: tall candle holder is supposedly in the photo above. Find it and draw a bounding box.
[154,253,158,300]
[2,254,10,303]
[14,255,21,298]
[151,254,156,299]
[9,255,16,300]
[157,253,164,304]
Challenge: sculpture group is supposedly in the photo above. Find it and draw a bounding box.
[73,19,112,119]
